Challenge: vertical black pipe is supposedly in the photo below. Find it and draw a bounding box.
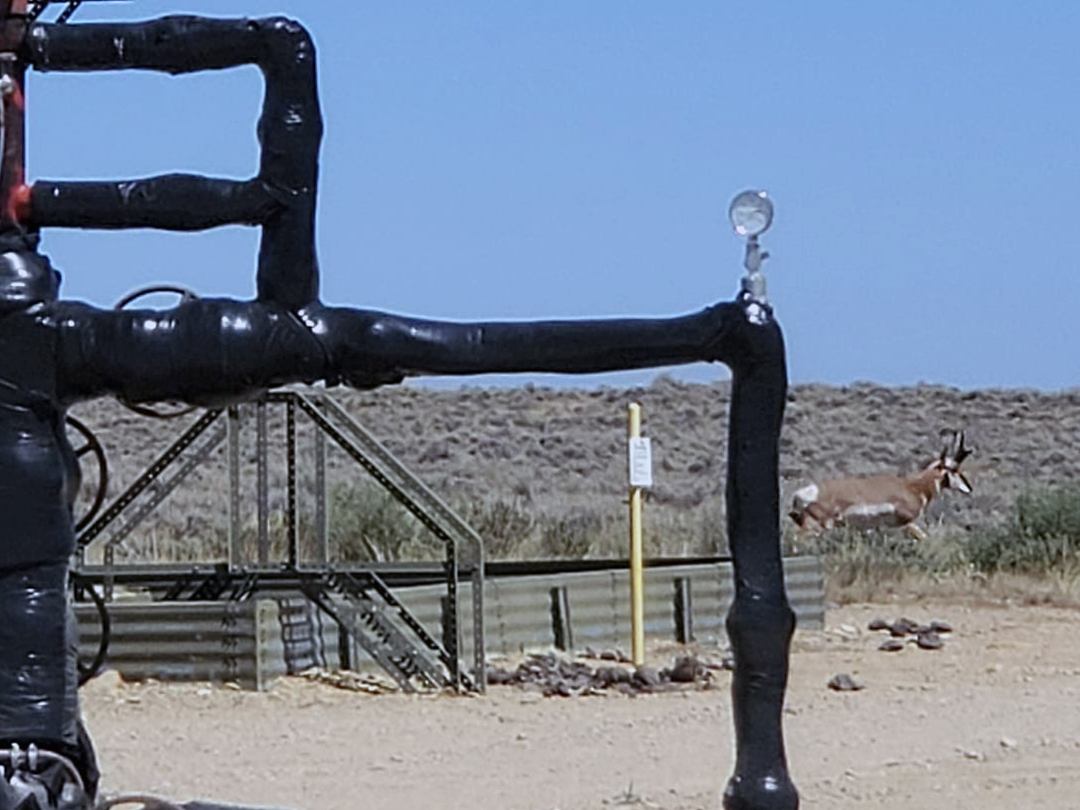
[721,304,798,810]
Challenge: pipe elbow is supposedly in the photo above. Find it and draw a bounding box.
[252,16,318,75]
[704,299,786,375]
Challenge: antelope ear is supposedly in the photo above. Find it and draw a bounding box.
[948,471,973,494]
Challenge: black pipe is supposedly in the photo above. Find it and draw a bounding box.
[25,15,323,309]
[720,298,798,810]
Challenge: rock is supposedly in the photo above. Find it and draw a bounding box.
[827,673,865,692]
[489,652,712,696]
[595,666,631,686]
[916,631,944,650]
[487,668,515,685]
[890,618,920,636]
[666,656,702,683]
[879,638,905,652]
[547,681,573,698]
[929,620,953,634]
[633,666,662,689]
[867,618,890,631]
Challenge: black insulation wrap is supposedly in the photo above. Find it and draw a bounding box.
[721,312,799,810]
[0,563,79,749]
[0,401,77,568]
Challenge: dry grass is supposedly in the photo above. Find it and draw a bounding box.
[822,567,1080,609]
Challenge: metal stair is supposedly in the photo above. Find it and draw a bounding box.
[285,390,485,688]
[302,571,472,692]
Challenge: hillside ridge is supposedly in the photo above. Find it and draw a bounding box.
[70,379,1080,559]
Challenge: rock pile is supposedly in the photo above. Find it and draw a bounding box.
[868,617,953,651]
[486,652,724,696]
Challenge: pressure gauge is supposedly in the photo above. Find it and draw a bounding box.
[728,190,773,237]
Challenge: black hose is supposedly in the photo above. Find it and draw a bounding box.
[76,579,110,686]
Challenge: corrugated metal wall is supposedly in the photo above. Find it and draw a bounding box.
[76,601,268,690]
[77,557,824,689]
[395,555,824,659]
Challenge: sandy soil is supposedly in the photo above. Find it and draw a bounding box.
[80,601,1080,810]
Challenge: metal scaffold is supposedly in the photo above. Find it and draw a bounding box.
[74,389,487,693]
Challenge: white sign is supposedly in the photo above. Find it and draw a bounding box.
[628,437,653,488]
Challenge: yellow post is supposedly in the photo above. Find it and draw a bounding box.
[628,403,645,666]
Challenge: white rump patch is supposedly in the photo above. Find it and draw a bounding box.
[844,503,897,518]
[842,502,905,529]
[792,484,819,510]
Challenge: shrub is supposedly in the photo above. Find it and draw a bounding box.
[539,511,602,559]
[460,496,535,559]
[964,483,1080,573]
[328,480,436,562]
[792,526,924,586]
[1014,484,1080,543]
[783,522,973,602]
[651,501,726,557]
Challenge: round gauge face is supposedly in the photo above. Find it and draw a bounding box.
[728,190,774,237]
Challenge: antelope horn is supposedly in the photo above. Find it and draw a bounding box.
[939,428,956,462]
[952,430,972,464]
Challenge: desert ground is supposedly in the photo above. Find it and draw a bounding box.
[82,599,1080,810]
[71,380,1080,808]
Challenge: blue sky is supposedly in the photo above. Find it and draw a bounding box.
[25,1,1080,391]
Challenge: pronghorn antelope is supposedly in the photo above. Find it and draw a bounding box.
[789,430,973,541]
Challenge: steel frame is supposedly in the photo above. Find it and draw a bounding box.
[74,389,486,692]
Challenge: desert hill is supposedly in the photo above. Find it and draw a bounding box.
[69,378,1080,561]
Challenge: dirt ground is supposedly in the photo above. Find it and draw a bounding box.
[80,601,1080,810]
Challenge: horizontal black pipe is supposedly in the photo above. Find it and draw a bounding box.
[31,176,283,231]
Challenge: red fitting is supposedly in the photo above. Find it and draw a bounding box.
[6,179,30,223]
[6,76,23,111]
